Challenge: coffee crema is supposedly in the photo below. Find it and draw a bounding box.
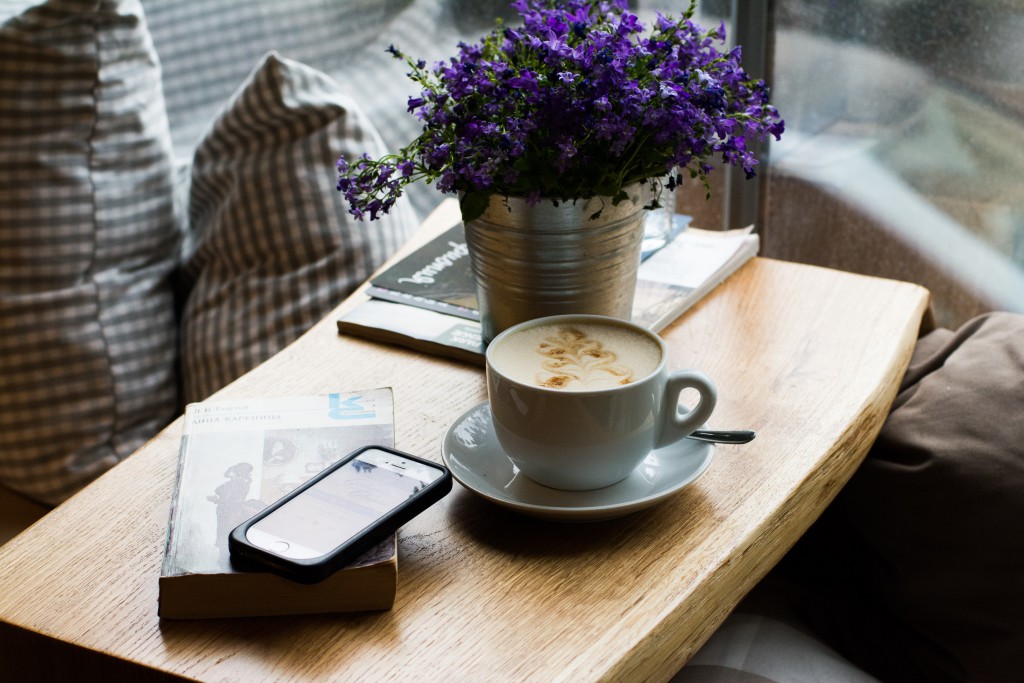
[490,322,662,391]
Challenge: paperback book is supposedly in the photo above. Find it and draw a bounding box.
[365,224,479,322]
[338,213,758,365]
[159,389,398,619]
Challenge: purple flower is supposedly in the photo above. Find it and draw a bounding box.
[508,70,539,91]
[336,0,784,221]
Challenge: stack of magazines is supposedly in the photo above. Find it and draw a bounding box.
[338,205,759,365]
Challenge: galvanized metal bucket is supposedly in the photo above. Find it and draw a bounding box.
[465,183,650,342]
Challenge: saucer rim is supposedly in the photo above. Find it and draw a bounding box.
[441,400,714,521]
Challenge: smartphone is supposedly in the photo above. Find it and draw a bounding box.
[228,445,451,583]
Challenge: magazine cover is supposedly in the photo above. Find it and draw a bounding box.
[367,224,480,321]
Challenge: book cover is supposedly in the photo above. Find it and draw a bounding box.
[339,224,758,363]
[159,389,398,619]
[367,224,480,321]
[339,299,486,366]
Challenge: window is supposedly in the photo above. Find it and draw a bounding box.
[763,0,1024,326]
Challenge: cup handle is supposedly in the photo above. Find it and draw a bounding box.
[655,370,718,450]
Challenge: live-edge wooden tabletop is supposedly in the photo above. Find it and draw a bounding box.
[0,202,930,682]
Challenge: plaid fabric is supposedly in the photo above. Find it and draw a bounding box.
[0,0,180,504]
[143,0,517,220]
[0,0,523,501]
[180,52,416,402]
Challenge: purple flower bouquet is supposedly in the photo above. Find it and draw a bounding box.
[337,0,784,222]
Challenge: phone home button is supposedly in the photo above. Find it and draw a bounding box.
[272,540,290,554]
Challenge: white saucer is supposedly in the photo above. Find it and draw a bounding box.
[441,401,714,522]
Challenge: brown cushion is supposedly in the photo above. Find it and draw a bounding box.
[779,312,1024,683]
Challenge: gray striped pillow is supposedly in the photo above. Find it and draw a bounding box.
[180,53,415,402]
[0,0,180,504]
[143,0,518,220]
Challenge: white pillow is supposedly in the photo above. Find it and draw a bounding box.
[672,612,880,683]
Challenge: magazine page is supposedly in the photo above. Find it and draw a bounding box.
[632,227,759,332]
[338,300,486,366]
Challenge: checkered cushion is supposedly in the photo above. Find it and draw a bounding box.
[0,0,180,504]
[143,0,517,219]
[180,53,416,401]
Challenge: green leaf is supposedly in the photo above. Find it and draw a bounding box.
[595,180,619,197]
[539,166,559,187]
[460,192,490,223]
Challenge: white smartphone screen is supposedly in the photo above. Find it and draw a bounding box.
[245,448,444,560]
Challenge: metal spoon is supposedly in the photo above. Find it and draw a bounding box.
[688,429,756,444]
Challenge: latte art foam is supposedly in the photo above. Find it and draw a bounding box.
[491,322,662,391]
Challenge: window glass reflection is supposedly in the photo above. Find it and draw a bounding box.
[766,0,1024,325]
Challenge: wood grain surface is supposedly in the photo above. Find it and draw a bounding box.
[0,205,929,682]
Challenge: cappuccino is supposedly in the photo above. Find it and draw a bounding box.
[486,314,717,490]
[489,320,662,391]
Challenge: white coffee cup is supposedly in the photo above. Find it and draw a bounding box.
[485,314,717,490]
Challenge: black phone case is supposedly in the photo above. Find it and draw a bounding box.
[228,445,452,584]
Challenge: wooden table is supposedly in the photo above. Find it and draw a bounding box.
[0,210,929,682]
